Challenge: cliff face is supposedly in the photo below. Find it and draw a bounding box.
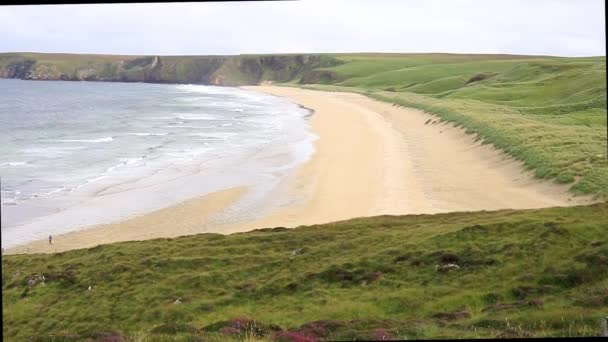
[0,53,343,86]
[0,58,36,78]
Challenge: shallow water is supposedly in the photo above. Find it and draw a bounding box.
[0,79,316,248]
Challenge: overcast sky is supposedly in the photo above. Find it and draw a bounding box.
[0,0,605,57]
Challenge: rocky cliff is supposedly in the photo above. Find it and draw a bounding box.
[0,53,343,86]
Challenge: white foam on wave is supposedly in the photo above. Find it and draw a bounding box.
[83,174,107,185]
[165,146,213,161]
[176,84,234,96]
[188,132,237,139]
[118,157,145,165]
[142,116,174,121]
[1,188,19,205]
[57,137,114,143]
[127,132,169,137]
[163,125,218,130]
[1,161,28,167]
[176,97,204,102]
[4,185,68,204]
[1,198,17,205]
[22,145,87,157]
[65,156,147,194]
[46,188,66,196]
[177,113,219,121]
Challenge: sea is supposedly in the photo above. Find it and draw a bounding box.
[0,79,316,249]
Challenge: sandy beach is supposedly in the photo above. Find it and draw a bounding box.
[5,86,594,254]
[5,187,248,254]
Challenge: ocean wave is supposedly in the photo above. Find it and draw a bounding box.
[118,157,145,164]
[104,157,143,174]
[21,146,87,157]
[57,137,114,143]
[142,116,174,120]
[1,197,17,205]
[2,185,67,204]
[176,84,234,96]
[127,132,169,136]
[1,188,18,204]
[163,125,218,130]
[188,132,237,139]
[1,161,28,167]
[177,114,219,121]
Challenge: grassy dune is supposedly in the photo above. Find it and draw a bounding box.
[2,203,608,340]
[291,54,607,196]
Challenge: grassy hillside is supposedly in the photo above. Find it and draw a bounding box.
[2,203,608,341]
[288,54,607,196]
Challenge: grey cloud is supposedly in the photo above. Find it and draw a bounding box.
[0,0,604,56]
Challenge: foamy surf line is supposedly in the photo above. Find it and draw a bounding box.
[127,132,169,136]
[2,161,29,166]
[3,128,317,251]
[1,81,318,250]
[55,137,114,143]
[4,186,251,254]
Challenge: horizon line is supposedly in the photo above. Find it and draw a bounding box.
[1,51,606,59]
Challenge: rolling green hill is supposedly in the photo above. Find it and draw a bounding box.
[2,203,608,340]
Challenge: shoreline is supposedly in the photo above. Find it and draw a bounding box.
[5,186,248,254]
[5,86,597,254]
[216,86,596,234]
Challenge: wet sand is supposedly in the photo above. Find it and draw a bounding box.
[5,86,594,254]
[5,187,247,254]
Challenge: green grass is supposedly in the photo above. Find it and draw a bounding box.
[3,203,608,340]
[291,54,607,196]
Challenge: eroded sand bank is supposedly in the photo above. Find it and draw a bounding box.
[6,86,593,254]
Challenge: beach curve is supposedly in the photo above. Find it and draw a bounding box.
[5,86,595,254]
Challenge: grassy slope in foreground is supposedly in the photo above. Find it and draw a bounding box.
[3,203,608,340]
[291,53,607,196]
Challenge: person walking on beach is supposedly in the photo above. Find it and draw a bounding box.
[49,235,52,244]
